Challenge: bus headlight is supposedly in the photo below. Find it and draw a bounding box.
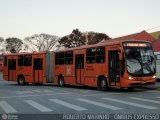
[152,75,156,79]
[129,76,133,80]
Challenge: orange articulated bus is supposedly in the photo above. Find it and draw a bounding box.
[3,40,156,90]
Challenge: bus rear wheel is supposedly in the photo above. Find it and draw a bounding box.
[58,76,65,87]
[98,77,108,91]
[18,76,25,85]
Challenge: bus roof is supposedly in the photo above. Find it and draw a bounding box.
[55,39,151,52]
[4,51,47,56]
[4,39,152,55]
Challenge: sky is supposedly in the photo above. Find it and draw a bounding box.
[0,0,160,39]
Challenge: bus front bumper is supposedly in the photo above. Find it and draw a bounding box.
[121,79,156,88]
[129,81,155,87]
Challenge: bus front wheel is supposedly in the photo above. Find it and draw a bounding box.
[98,77,108,91]
[58,76,64,87]
[18,76,25,85]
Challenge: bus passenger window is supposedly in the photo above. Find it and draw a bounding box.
[65,51,73,64]
[18,55,24,66]
[59,52,64,65]
[65,58,73,64]
[96,56,105,63]
[24,55,32,66]
[86,48,96,64]
[55,53,59,64]
[96,47,105,63]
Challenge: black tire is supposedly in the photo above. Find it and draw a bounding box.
[98,77,108,91]
[128,87,135,91]
[58,76,65,87]
[18,76,25,85]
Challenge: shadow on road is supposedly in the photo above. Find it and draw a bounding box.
[7,82,160,93]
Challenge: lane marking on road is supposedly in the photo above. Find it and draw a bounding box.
[77,98,122,110]
[0,92,71,99]
[15,91,32,94]
[49,99,87,111]
[15,90,53,94]
[43,90,53,93]
[146,90,160,92]
[40,86,121,96]
[41,86,71,93]
[82,93,121,96]
[40,86,95,95]
[24,100,53,112]
[31,90,41,93]
[41,86,104,95]
[0,101,17,113]
[103,98,157,109]
[130,97,160,104]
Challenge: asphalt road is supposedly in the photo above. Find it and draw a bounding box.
[0,73,160,115]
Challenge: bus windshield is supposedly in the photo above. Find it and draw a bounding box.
[124,44,156,76]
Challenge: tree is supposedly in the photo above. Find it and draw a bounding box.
[158,34,160,39]
[5,38,23,53]
[59,29,86,48]
[86,32,110,45]
[59,29,111,48]
[24,33,59,52]
[0,37,4,44]
[0,37,5,54]
[59,36,70,48]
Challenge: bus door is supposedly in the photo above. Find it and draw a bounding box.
[156,54,160,80]
[75,54,84,84]
[108,50,120,86]
[33,58,43,83]
[8,59,16,81]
